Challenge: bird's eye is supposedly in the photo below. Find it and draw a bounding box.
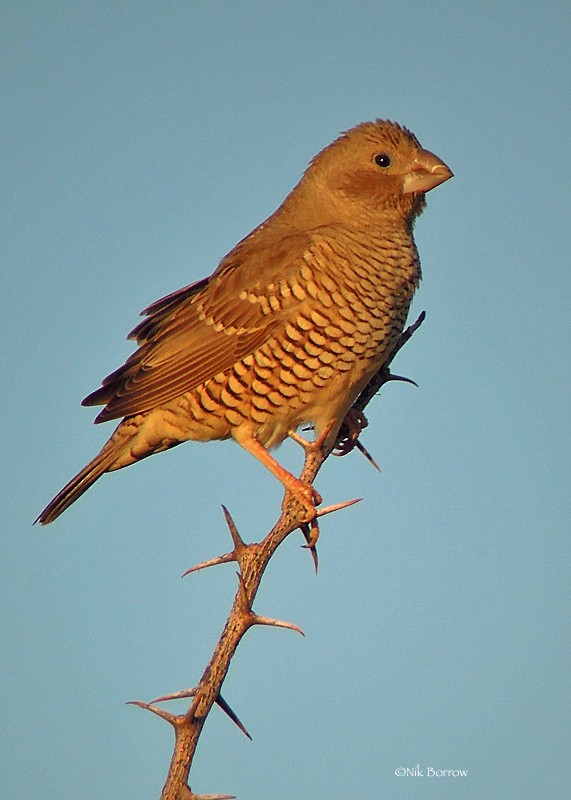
[374,153,392,168]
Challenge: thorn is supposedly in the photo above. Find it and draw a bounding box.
[182,551,236,577]
[139,688,252,740]
[385,372,419,388]
[126,700,180,726]
[149,688,197,704]
[235,572,304,635]
[221,505,246,551]
[299,498,362,565]
[355,439,382,472]
[287,427,314,451]
[288,419,336,454]
[315,497,362,518]
[237,572,304,634]
[215,693,252,741]
[182,506,250,576]
[250,613,305,636]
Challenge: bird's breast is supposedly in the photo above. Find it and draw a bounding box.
[237,227,420,446]
[303,226,420,332]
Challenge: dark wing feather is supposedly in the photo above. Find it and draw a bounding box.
[82,230,311,422]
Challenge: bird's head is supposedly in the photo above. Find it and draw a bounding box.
[300,119,453,222]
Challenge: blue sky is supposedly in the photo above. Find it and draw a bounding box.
[2,2,569,798]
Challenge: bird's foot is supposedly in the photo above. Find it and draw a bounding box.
[333,409,381,471]
[282,473,322,523]
[334,408,368,456]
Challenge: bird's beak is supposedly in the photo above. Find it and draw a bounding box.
[402,149,453,195]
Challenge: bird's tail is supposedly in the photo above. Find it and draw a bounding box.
[35,424,138,525]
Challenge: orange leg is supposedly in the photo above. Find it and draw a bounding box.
[238,433,322,522]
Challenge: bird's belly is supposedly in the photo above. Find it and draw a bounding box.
[156,289,410,452]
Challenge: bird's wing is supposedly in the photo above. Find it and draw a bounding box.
[83,230,313,422]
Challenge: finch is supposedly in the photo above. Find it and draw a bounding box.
[37,119,452,525]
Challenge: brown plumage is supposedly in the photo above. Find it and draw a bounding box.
[37,120,452,525]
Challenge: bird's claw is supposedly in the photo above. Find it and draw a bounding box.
[333,409,368,457]
[333,409,381,471]
[282,478,322,522]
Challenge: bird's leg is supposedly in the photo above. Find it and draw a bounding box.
[285,422,337,546]
[237,433,321,523]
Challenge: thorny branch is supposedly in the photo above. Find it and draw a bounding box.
[131,312,425,800]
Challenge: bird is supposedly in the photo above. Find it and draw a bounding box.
[37,119,452,525]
